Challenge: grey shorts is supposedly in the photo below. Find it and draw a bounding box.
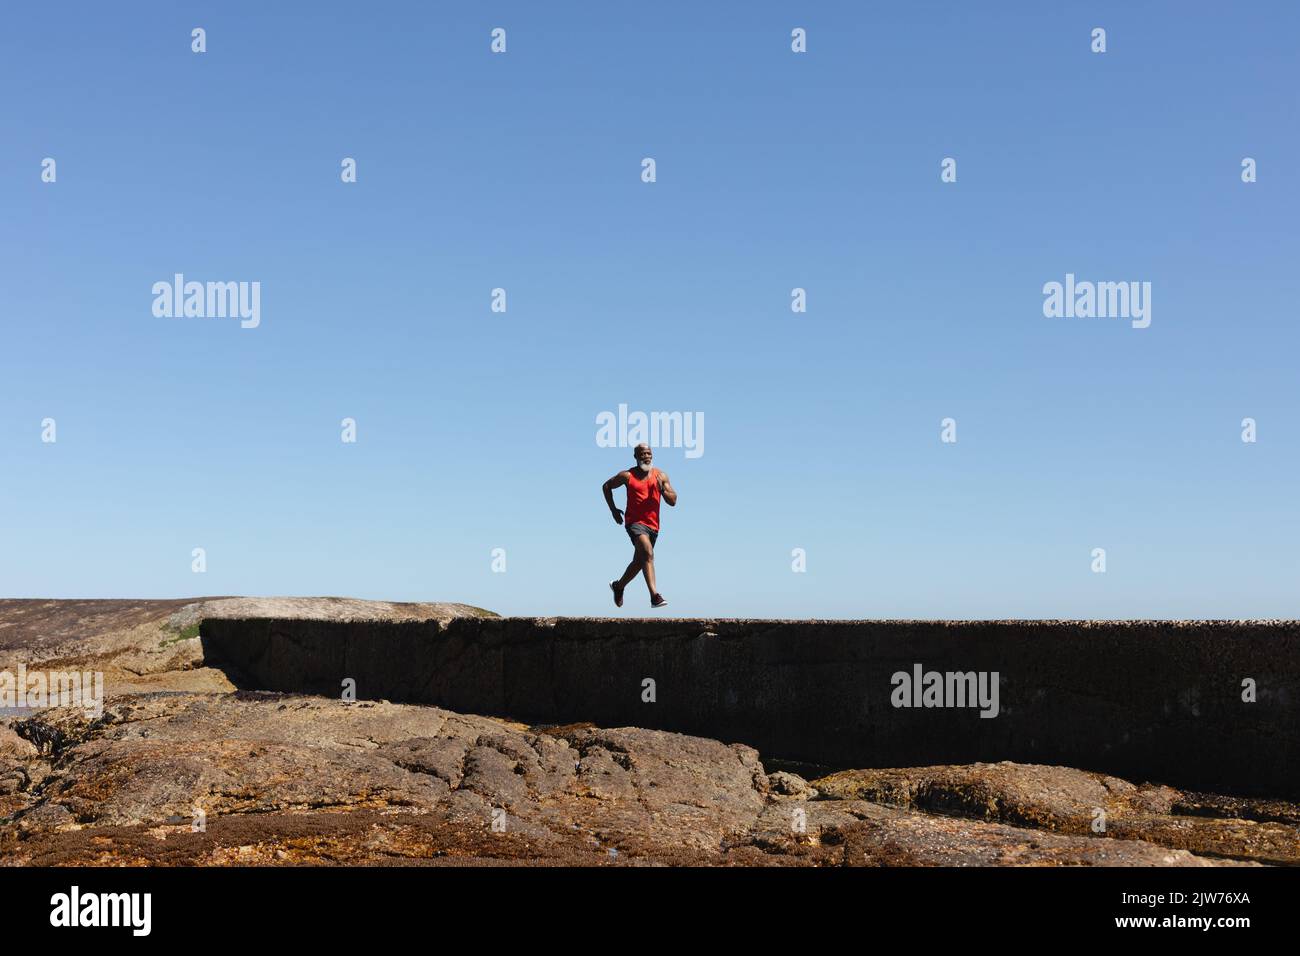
[626,523,658,547]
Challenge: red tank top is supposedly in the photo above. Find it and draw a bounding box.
[624,468,661,531]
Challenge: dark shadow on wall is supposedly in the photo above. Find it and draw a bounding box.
[199,616,1300,799]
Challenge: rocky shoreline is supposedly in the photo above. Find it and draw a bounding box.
[2,599,1296,867]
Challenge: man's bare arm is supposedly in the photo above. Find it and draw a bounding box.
[658,470,677,506]
[602,471,630,523]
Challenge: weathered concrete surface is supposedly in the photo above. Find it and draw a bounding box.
[199,617,1300,799]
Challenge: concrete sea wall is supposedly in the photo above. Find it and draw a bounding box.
[199,617,1300,798]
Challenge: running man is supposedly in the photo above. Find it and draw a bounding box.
[603,443,677,608]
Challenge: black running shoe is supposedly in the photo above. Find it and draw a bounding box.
[650,593,668,608]
[610,580,624,608]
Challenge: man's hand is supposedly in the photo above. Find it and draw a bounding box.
[603,471,631,523]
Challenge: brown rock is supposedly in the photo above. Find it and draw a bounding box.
[812,762,1299,864]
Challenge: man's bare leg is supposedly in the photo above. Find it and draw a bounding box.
[638,546,657,597]
[616,558,639,588]
[616,535,653,591]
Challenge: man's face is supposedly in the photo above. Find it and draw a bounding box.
[635,447,653,469]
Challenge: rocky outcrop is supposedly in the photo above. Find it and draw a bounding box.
[0,597,495,698]
[1,599,1294,866]
[813,763,1300,865]
[0,691,1270,866]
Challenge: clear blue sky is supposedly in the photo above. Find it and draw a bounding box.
[2,2,1297,618]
